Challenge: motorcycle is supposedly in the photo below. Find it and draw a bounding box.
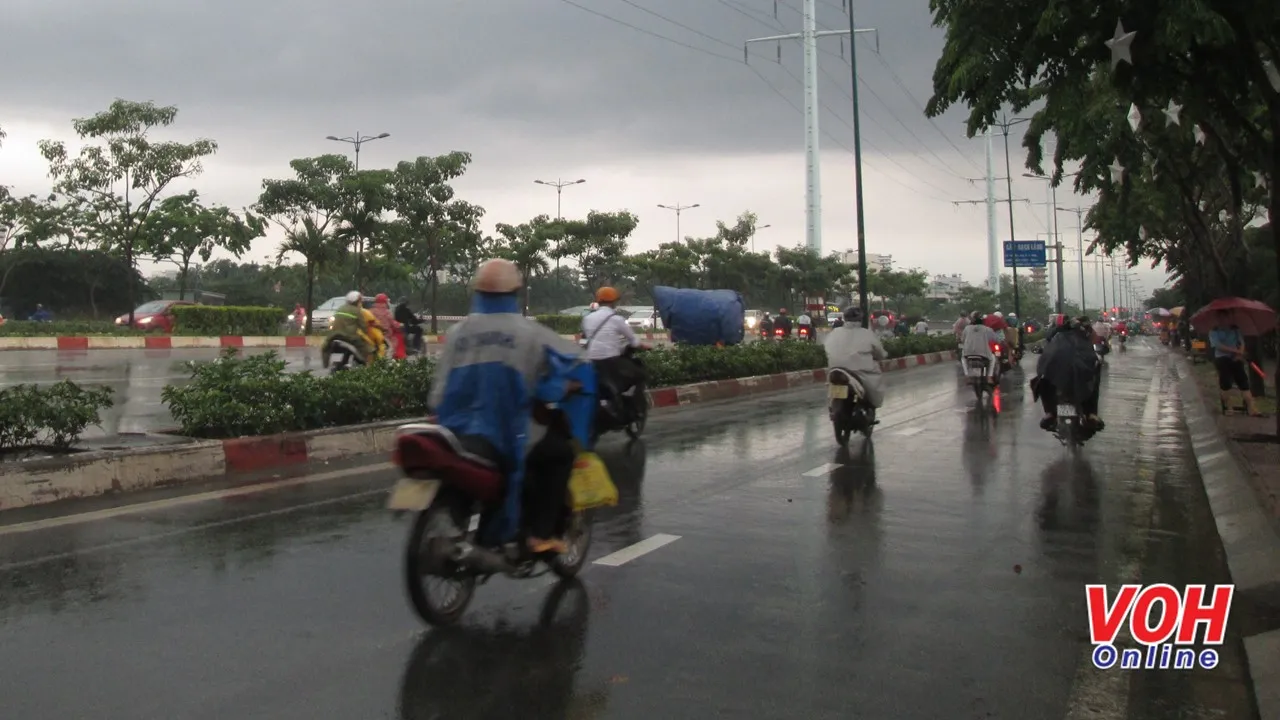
[827,368,878,445]
[592,356,649,442]
[798,325,814,342]
[993,340,1013,374]
[1052,401,1094,449]
[1118,330,1128,351]
[964,344,1000,404]
[321,334,369,373]
[388,420,596,627]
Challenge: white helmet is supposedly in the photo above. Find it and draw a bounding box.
[345,291,361,304]
[993,311,1003,318]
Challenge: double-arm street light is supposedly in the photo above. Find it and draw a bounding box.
[657,203,700,243]
[535,179,586,273]
[325,131,391,292]
[325,131,391,172]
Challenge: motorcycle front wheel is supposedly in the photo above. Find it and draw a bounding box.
[404,496,476,627]
[551,509,593,579]
[625,391,649,439]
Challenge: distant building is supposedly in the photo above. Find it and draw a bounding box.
[1029,266,1048,285]
[927,274,968,300]
[839,251,892,273]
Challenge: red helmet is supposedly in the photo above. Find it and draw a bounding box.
[375,293,389,304]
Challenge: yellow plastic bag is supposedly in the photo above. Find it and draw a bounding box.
[568,452,618,510]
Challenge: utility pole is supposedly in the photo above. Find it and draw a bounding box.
[985,128,998,292]
[993,115,1030,347]
[744,4,877,257]
[326,131,391,293]
[534,178,586,273]
[657,203,699,243]
[1057,205,1088,315]
[1025,173,1068,314]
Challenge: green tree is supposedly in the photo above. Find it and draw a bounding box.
[866,268,929,315]
[559,211,639,288]
[37,100,217,324]
[257,155,353,333]
[493,215,562,315]
[387,152,479,333]
[336,168,393,292]
[146,192,264,300]
[1145,286,1183,311]
[774,246,857,309]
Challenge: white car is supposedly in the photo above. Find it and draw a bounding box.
[619,305,663,331]
[744,309,763,329]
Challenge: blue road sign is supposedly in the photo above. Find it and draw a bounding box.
[1003,240,1047,268]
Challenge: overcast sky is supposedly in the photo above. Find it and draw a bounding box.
[0,0,1168,307]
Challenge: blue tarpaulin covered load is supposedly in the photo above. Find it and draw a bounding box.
[651,286,746,346]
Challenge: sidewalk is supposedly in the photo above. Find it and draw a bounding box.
[1186,351,1279,519]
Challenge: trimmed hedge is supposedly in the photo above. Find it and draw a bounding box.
[160,335,961,439]
[162,349,434,438]
[881,334,958,357]
[0,320,143,337]
[171,305,284,336]
[535,314,584,334]
[0,380,115,451]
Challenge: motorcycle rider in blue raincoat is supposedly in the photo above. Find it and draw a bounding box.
[428,259,597,555]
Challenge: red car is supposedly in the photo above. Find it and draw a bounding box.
[115,300,195,332]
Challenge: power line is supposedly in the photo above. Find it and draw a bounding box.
[612,0,745,53]
[552,0,741,62]
[865,51,985,174]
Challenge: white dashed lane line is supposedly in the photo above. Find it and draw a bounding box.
[593,534,682,567]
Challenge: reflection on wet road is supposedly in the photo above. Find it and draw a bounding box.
[0,339,1256,719]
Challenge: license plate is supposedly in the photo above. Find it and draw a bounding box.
[329,352,346,364]
[967,368,984,377]
[828,385,849,399]
[1057,405,1078,418]
[387,478,440,511]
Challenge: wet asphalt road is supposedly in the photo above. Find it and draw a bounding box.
[0,338,1257,720]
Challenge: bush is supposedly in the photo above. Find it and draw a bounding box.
[0,320,142,337]
[881,334,958,358]
[641,339,828,387]
[161,349,435,438]
[0,380,115,451]
[171,305,285,336]
[535,314,584,334]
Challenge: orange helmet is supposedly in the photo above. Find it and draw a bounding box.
[595,286,620,303]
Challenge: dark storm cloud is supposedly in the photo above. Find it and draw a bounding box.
[3,0,980,169]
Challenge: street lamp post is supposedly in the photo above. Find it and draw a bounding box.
[325,131,391,292]
[657,203,700,243]
[534,178,586,272]
[1057,205,1089,315]
[751,224,772,253]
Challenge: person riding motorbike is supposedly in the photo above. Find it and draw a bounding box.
[775,308,793,337]
[796,310,814,340]
[324,291,374,364]
[371,293,403,358]
[822,306,887,408]
[952,312,969,343]
[961,312,1002,385]
[429,258,593,555]
[1093,316,1113,351]
[1030,316,1105,432]
[581,287,651,404]
[395,297,425,354]
[759,312,775,338]
[360,303,388,359]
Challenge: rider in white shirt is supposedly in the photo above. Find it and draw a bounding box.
[797,311,813,339]
[581,287,650,394]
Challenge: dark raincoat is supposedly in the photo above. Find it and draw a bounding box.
[1032,326,1099,406]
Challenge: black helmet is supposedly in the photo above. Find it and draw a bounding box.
[843,306,862,322]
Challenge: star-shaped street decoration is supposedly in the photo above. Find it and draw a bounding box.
[1194,126,1206,145]
[1162,100,1182,126]
[1255,171,1267,189]
[1139,226,1149,242]
[1105,20,1137,69]
[1127,103,1142,132]
[1110,159,1125,184]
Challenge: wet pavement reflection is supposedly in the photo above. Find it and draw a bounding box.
[0,339,1259,719]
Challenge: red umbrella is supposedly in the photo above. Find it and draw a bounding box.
[1190,297,1277,336]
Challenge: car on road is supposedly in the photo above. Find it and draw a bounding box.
[559,305,594,317]
[619,305,663,331]
[114,300,196,332]
[744,309,763,330]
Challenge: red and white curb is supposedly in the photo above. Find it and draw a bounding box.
[0,333,670,351]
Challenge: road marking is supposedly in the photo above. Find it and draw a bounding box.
[593,533,681,567]
[802,463,841,477]
[894,427,924,437]
[0,462,396,536]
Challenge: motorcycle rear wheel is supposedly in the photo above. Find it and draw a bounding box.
[834,421,851,446]
[625,392,649,439]
[404,496,476,627]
